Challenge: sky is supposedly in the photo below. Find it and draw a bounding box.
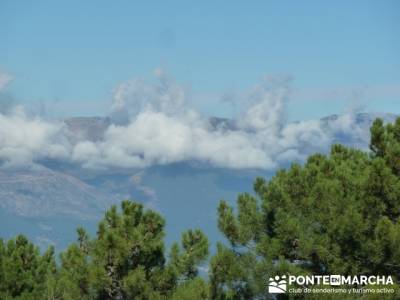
[0,0,399,120]
[1,1,400,252]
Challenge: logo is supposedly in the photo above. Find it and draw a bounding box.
[268,275,287,293]
[267,274,394,295]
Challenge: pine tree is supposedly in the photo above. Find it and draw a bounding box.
[0,235,56,299]
[54,200,209,299]
[210,117,400,299]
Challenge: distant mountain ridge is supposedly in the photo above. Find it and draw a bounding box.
[63,112,398,143]
[3,112,398,219]
[64,116,111,142]
[0,112,398,250]
[320,112,398,123]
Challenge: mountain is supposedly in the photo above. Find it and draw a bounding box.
[0,164,118,249]
[0,165,111,219]
[64,116,111,142]
[320,112,398,147]
[0,112,397,251]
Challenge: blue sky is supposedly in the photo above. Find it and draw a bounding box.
[0,0,399,120]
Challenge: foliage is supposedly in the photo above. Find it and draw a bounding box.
[0,235,56,300]
[0,201,208,299]
[210,117,400,299]
[1,118,400,299]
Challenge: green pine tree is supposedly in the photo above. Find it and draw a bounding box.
[210,117,400,299]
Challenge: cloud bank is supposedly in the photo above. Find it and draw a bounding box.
[0,70,375,170]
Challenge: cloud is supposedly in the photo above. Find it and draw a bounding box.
[0,70,376,170]
[71,110,275,169]
[110,69,188,124]
[0,106,69,168]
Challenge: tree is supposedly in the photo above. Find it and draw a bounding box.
[171,277,210,300]
[0,235,56,300]
[210,117,400,299]
[53,200,209,300]
[170,229,209,280]
[0,201,209,300]
[1,117,400,299]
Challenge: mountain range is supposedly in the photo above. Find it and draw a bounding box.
[0,112,397,250]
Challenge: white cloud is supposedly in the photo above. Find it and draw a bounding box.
[71,110,275,169]
[110,69,188,124]
[0,106,68,167]
[0,70,376,170]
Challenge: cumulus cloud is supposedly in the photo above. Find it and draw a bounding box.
[70,110,273,169]
[0,70,375,170]
[0,106,69,168]
[110,69,189,124]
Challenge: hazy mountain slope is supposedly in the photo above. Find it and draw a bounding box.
[0,165,111,219]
